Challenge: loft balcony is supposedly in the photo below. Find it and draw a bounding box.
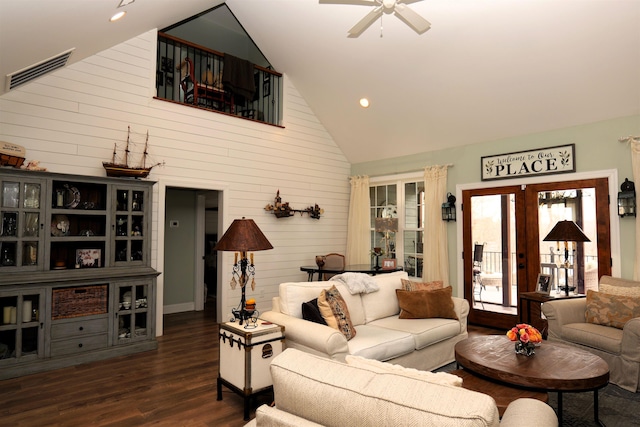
[156,32,282,126]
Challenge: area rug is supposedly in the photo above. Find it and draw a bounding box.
[436,363,640,426]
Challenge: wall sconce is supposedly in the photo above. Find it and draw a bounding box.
[441,193,456,222]
[618,178,636,217]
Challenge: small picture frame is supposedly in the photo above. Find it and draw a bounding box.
[382,258,397,270]
[535,273,552,295]
[76,249,101,268]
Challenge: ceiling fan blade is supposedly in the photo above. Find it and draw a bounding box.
[319,0,377,5]
[348,6,383,36]
[394,3,431,34]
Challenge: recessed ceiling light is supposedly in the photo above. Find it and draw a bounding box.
[359,98,370,108]
[110,11,126,22]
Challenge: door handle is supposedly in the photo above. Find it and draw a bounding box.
[518,263,525,269]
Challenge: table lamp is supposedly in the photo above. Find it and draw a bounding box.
[543,220,590,296]
[214,217,273,327]
[375,217,398,259]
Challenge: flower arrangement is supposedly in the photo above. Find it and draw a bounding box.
[507,323,542,356]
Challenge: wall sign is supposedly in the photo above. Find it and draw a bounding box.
[481,144,575,181]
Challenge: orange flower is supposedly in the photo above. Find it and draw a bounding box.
[506,324,541,344]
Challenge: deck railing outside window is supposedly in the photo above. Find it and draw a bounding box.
[156,33,282,126]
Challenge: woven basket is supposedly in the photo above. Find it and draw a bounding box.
[52,284,108,320]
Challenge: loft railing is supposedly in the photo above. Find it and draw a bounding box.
[156,32,282,126]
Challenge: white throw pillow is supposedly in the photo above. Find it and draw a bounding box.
[361,271,408,323]
[345,354,463,387]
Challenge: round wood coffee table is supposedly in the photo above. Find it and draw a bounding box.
[455,335,609,426]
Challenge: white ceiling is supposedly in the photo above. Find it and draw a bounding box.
[1,1,639,164]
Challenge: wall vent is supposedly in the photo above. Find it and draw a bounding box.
[6,48,75,90]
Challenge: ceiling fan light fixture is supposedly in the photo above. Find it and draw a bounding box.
[359,98,370,108]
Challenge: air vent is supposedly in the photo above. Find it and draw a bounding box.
[6,48,75,90]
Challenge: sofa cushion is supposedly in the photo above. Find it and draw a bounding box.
[560,322,623,354]
[401,278,444,291]
[301,298,327,325]
[318,285,356,340]
[397,287,458,320]
[270,348,500,427]
[345,354,463,386]
[346,324,415,361]
[361,271,408,323]
[585,290,640,329]
[369,315,463,350]
[599,283,640,298]
[278,281,365,325]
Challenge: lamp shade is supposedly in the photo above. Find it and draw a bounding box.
[543,220,590,243]
[214,218,273,252]
[375,217,398,233]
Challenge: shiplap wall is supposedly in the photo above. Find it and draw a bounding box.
[0,30,351,332]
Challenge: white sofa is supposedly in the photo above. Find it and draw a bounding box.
[542,275,640,392]
[260,271,469,372]
[245,348,558,427]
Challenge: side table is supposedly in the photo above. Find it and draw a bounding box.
[217,320,285,420]
[519,292,585,337]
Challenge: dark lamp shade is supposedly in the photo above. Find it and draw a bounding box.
[214,218,273,252]
[543,220,590,243]
[375,217,398,232]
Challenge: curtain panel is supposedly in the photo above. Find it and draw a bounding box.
[423,165,450,284]
[631,139,639,280]
[346,175,371,265]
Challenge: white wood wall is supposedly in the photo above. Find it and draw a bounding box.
[0,30,351,332]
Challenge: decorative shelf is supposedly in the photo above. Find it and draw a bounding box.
[264,190,323,220]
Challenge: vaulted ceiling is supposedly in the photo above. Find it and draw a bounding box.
[1,1,638,164]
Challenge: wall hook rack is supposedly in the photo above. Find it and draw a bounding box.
[264,190,324,219]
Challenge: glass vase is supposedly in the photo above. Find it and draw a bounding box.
[515,341,536,356]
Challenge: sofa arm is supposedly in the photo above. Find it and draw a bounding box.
[247,405,323,427]
[500,398,558,426]
[622,317,640,363]
[452,297,470,332]
[541,298,586,340]
[260,310,349,361]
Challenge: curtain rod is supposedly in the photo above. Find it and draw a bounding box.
[355,164,454,180]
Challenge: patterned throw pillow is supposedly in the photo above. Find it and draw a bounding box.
[585,290,640,329]
[401,278,444,292]
[318,285,356,340]
[396,286,458,320]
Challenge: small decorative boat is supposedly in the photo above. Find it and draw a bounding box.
[103,126,163,178]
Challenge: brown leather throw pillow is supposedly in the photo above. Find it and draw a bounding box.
[396,286,458,320]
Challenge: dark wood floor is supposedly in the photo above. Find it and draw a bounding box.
[0,299,500,426]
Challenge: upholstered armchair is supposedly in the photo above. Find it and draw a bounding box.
[322,253,345,280]
[542,275,640,392]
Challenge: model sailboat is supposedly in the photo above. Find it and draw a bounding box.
[102,126,163,178]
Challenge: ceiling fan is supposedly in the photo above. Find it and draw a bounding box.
[322,0,431,37]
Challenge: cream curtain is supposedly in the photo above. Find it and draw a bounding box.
[423,165,450,284]
[346,175,371,265]
[631,139,639,280]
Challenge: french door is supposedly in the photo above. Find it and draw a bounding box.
[463,178,611,330]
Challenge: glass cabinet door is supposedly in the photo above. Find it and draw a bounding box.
[114,281,152,344]
[113,187,149,266]
[0,289,44,364]
[0,178,45,270]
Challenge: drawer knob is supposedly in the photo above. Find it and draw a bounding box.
[79,326,84,331]
[78,343,83,348]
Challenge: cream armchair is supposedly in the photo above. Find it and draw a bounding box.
[542,275,640,392]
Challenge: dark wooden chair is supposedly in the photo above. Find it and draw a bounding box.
[177,58,234,113]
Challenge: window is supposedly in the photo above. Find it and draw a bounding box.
[370,175,424,278]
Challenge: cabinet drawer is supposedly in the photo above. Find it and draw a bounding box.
[51,318,108,340]
[50,334,108,357]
